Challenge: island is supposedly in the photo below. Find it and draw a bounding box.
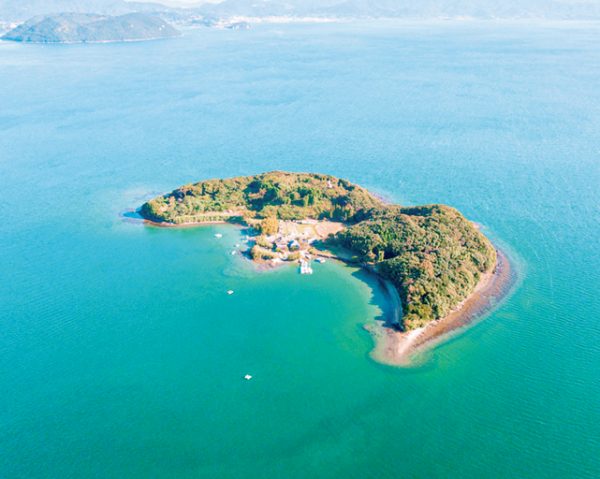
[1,13,180,44]
[140,171,510,365]
[225,22,251,30]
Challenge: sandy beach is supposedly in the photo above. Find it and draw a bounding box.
[368,248,513,366]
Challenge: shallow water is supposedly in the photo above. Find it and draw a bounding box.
[1,20,599,478]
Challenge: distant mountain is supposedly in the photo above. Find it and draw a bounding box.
[0,0,181,22]
[0,1,128,21]
[225,21,251,30]
[198,0,297,17]
[1,12,180,43]
[2,0,600,25]
[196,0,600,20]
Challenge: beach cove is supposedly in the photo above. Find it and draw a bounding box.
[138,209,513,366]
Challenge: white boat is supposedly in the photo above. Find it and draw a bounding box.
[244,374,252,380]
[214,233,223,238]
[231,251,236,255]
[300,260,313,275]
[316,258,326,263]
[227,290,234,295]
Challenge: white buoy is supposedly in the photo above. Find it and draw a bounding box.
[244,374,252,380]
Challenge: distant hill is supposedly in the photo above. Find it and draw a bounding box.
[1,12,180,43]
[197,0,600,20]
[0,0,128,21]
[2,0,600,27]
[0,0,180,22]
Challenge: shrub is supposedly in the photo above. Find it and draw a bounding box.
[255,235,273,249]
[259,216,279,235]
[250,245,278,260]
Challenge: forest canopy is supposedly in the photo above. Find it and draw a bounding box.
[140,171,382,224]
[140,171,496,330]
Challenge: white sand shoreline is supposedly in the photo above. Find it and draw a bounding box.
[367,248,512,366]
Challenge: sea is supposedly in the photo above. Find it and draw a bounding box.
[1,20,599,478]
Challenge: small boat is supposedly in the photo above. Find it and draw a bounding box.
[244,374,252,380]
[214,233,223,238]
[316,258,326,263]
[300,260,313,275]
[227,290,234,295]
[231,251,236,255]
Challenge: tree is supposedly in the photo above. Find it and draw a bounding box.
[256,235,272,249]
[259,216,279,235]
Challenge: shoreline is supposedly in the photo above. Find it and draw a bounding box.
[143,218,231,228]
[367,248,513,367]
[134,215,513,366]
[1,33,183,45]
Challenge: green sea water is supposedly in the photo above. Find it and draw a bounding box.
[1,21,599,478]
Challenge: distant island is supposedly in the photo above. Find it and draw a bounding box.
[1,13,180,44]
[2,0,600,29]
[141,171,509,364]
[225,21,251,30]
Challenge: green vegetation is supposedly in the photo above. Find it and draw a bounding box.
[250,245,278,260]
[140,171,382,224]
[258,217,279,235]
[287,251,302,261]
[335,205,496,329]
[255,235,273,249]
[141,171,496,330]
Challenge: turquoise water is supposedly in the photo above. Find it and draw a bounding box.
[1,21,599,478]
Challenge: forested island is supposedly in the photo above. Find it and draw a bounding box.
[2,13,180,43]
[141,172,498,335]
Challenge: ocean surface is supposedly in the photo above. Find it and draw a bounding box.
[1,20,599,478]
